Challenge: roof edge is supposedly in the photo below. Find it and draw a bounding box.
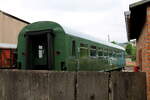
[0,10,30,24]
[130,0,150,8]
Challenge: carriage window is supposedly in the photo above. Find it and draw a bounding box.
[80,43,88,58]
[117,53,120,57]
[112,51,116,57]
[118,53,122,57]
[72,41,76,56]
[38,45,43,58]
[115,51,120,58]
[121,52,124,57]
[109,50,113,57]
[104,49,108,56]
[98,48,103,57]
[116,51,119,57]
[90,46,96,57]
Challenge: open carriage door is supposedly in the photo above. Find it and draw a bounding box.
[25,29,54,70]
[47,31,54,70]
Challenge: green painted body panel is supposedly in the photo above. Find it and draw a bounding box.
[17,21,125,71]
[66,35,125,71]
[17,21,67,70]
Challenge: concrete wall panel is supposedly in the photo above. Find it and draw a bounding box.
[111,72,146,100]
[48,72,75,100]
[0,70,146,100]
[77,72,109,100]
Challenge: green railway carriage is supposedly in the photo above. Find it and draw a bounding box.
[17,21,125,71]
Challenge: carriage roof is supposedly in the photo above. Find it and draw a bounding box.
[21,21,125,51]
[62,26,125,51]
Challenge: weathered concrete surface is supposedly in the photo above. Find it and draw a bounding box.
[0,70,147,100]
[0,70,75,100]
[0,70,31,100]
[30,71,49,100]
[48,72,75,100]
[77,72,109,100]
[111,72,147,100]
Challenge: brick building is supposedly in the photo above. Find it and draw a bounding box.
[0,10,29,44]
[125,0,150,99]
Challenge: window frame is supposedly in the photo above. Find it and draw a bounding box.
[90,45,97,57]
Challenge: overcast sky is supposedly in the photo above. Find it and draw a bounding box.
[0,0,140,43]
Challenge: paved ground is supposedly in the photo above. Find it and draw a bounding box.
[122,67,134,72]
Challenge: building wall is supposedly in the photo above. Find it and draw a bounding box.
[137,6,150,100]
[136,24,146,69]
[0,12,28,44]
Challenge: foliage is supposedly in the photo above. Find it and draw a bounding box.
[125,43,136,61]
[111,41,117,44]
[126,44,132,55]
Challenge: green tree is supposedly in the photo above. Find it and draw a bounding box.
[131,45,136,61]
[126,43,133,55]
[111,41,117,44]
[126,43,136,61]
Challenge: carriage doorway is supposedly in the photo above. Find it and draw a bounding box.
[25,30,54,70]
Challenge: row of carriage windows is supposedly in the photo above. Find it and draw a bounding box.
[72,41,123,58]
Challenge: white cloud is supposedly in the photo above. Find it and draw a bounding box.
[0,0,141,43]
[20,0,121,12]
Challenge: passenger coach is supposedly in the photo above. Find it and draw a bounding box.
[17,21,125,71]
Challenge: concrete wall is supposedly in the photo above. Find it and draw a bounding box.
[77,72,109,100]
[0,70,146,100]
[0,12,28,44]
[0,70,75,100]
[111,72,146,100]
